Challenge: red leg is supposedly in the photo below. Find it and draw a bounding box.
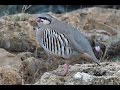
[52,64,69,76]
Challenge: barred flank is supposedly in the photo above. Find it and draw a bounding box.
[41,28,73,57]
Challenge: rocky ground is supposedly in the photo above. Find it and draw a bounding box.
[0,7,120,85]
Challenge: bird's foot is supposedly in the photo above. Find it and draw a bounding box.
[51,64,69,76]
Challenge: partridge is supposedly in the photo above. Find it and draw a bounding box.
[35,13,100,76]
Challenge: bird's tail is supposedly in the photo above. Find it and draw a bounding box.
[83,53,100,66]
[93,58,100,66]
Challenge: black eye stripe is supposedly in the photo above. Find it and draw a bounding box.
[38,17,48,20]
[37,17,51,23]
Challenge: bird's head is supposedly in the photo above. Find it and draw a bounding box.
[35,13,54,27]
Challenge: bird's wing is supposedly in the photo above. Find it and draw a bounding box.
[39,28,74,57]
[47,23,85,54]
[66,33,85,54]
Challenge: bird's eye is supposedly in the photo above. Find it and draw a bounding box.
[40,19,44,22]
[36,17,42,22]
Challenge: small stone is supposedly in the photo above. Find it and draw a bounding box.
[73,72,93,82]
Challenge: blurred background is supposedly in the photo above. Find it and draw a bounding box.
[0,5,120,17]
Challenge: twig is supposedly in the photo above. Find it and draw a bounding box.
[21,5,32,13]
[101,42,110,61]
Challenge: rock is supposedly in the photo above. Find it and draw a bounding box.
[17,52,34,61]
[0,48,22,69]
[73,72,93,81]
[0,66,21,85]
[113,70,120,77]
[0,48,22,85]
[36,62,120,85]
[20,54,70,84]
[19,57,46,84]
[0,13,37,52]
[19,57,60,84]
[36,72,65,85]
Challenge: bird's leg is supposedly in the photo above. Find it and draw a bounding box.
[52,63,69,76]
[61,63,69,76]
[59,63,69,76]
[52,57,82,76]
[34,43,40,58]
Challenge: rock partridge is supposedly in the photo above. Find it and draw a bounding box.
[35,13,100,76]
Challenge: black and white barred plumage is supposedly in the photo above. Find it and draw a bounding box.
[36,28,77,58]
